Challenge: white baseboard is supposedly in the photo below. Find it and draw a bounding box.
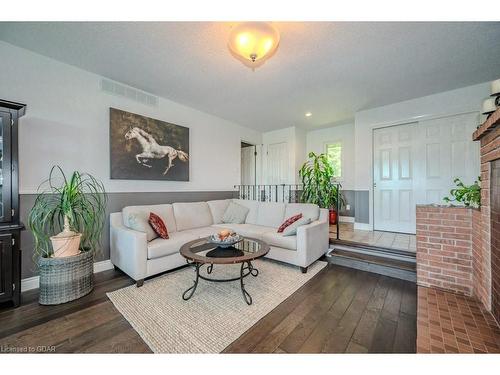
[339,216,355,223]
[21,259,114,292]
[354,222,373,231]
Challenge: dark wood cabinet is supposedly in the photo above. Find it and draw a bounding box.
[0,99,25,308]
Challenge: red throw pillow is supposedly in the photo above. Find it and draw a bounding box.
[148,212,169,239]
[277,213,303,233]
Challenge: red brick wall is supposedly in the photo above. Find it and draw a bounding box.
[416,205,474,296]
[472,208,489,308]
[490,159,500,324]
[475,117,499,316]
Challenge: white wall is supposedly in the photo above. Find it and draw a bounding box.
[354,82,490,229]
[294,126,307,184]
[306,122,355,190]
[0,41,262,193]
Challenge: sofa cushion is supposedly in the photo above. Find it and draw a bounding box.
[123,204,177,241]
[256,202,286,228]
[283,217,312,236]
[207,199,230,224]
[284,203,320,222]
[222,202,249,224]
[262,232,297,251]
[173,202,213,231]
[212,223,273,240]
[147,226,216,260]
[232,199,259,225]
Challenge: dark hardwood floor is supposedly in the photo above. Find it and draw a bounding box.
[0,263,417,353]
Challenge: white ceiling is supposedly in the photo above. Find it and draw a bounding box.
[1,22,499,131]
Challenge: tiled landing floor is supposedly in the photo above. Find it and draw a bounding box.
[417,286,500,353]
[330,223,416,252]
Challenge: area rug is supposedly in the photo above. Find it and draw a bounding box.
[107,259,327,353]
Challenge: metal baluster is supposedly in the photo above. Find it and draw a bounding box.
[336,183,340,240]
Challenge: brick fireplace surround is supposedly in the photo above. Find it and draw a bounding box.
[416,108,500,353]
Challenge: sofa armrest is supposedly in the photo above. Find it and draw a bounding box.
[295,209,329,267]
[110,213,148,281]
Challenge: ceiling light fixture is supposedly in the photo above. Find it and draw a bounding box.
[228,22,280,69]
[305,112,312,117]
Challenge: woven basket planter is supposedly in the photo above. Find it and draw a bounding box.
[38,250,94,305]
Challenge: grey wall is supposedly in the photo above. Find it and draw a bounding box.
[338,190,369,224]
[339,190,355,218]
[20,191,236,278]
[354,190,369,224]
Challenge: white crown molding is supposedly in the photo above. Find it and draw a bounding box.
[21,259,114,292]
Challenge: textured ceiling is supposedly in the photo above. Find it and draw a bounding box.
[1,22,499,131]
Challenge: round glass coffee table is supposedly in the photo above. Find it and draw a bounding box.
[179,236,270,305]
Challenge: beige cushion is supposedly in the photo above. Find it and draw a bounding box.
[147,226,216,259]
[262,232,297,250]
[207,200,230,224]
[283,217,312,236]
[232,199,259,225]
[173,202,213,231]
[212,223,273,240]
[256,202,286,228]
[222,202,249,224]
[284,203,320,222]
[122,204,177,242]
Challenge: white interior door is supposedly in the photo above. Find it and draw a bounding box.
[267,142,289,184]
[374,123,417,233]
[373,112,480,234]
[266,142,289,201]
[241,146,256,185]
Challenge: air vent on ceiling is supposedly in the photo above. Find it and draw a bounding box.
[100,79,159,107]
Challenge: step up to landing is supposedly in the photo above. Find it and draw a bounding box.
[326,245,416,282]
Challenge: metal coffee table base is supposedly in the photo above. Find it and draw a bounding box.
[182,261,259,305]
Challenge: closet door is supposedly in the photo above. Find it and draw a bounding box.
[373,123,417,233]
[373,112,480,234]
[415,113,480,207]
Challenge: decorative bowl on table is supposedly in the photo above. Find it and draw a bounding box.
[208,230,242,248]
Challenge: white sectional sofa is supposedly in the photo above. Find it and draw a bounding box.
[110,199,329,286]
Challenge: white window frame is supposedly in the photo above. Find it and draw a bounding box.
[324,140,343,183]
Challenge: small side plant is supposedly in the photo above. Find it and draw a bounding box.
[443,177,481,208]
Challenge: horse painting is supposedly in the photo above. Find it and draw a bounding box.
[124,127,189,175]
[110,108,189,181]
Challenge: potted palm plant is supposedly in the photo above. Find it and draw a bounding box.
[28,166,107,305]
[299,152,346,224]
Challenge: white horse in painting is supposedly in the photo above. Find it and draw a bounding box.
[124,127,189,175]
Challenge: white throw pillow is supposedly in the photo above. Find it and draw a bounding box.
[126,212,157,241]
[282,217,312,236]
[222,202,250,224]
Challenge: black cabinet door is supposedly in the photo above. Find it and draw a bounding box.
[0,233,13,301]
[0,111,12,223]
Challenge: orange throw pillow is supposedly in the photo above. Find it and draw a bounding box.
[277,213,303,233]
[148,212,169,239]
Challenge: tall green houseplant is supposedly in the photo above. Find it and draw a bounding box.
[28,166,107,259]
[299,152,345,210]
